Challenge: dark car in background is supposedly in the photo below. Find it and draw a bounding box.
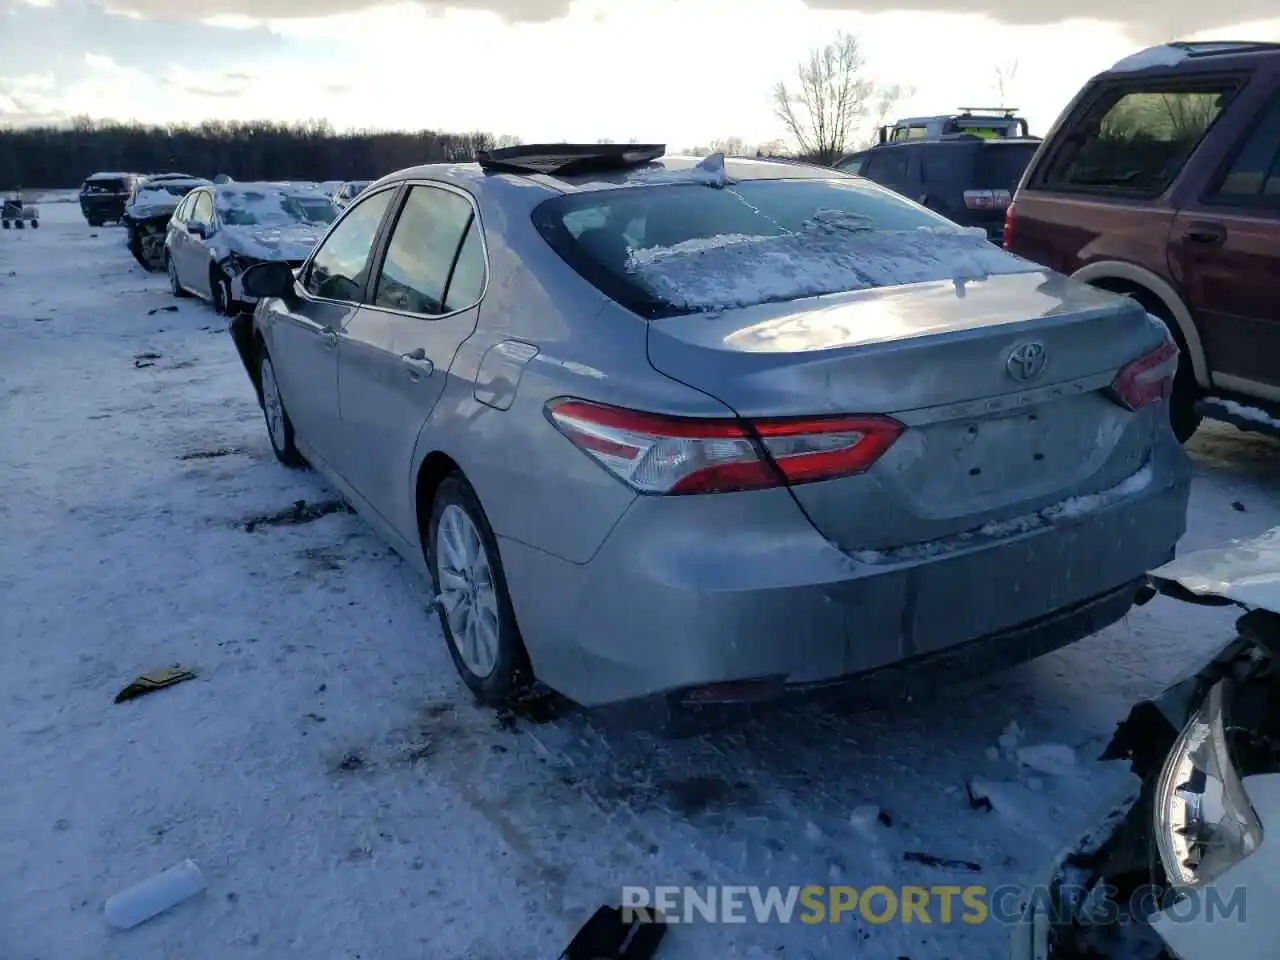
[79,172,143,226]
[123,174,212,271]
[838,136,1041,240]
[1004,40,1280,444]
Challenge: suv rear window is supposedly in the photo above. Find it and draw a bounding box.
[1039,82,1236,196]
[83,178,126,194]
[533,178,1032,317]
[976,142,1039,189]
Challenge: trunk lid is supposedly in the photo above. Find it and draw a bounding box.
[646,269,1166,549]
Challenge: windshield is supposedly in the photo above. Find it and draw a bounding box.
[533,178,1033,316]
[216,189,337,227]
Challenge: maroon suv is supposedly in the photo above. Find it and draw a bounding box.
[1005,41,1280,442]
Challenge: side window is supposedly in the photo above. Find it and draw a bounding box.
[373,185,475,316]
[191,192,213,223]
[1041,81,1236,196]
[1209,94,1280,205]
[173,195,192,221]
[442,219,486,312]
[303,188,395,302]
[864,151,908,185]
[837,153,867,174]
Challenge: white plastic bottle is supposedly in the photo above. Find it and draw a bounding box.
[104,859,206,930]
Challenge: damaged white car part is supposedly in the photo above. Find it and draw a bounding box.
[1152,679,1262,890]
[1011,526,1280,960]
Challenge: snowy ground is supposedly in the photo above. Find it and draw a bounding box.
[4,201,1280,960]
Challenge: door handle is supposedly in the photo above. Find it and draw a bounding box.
[322,330,338,348]
[1183,221,1226,246]
[401,348,434,379]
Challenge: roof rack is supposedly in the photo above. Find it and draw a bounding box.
[1169,40,1280,58]
[475,143,666,176]
[957,106,1020,117]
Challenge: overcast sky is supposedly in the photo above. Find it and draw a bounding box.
[1,0,1277,147]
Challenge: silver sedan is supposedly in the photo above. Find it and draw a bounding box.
[228,145,1192,727]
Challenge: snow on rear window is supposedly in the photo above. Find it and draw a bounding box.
[534,178,1035,316]
[216,188,336,227]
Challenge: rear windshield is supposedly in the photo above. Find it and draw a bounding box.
[216,189,337,227]
[976,142,1039,189]
[83,178,126,194]
[533,178,1033,317]
[1038,81,1236,196]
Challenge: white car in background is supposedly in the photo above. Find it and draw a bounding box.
[163,181,336,315]
[333,179,374,210]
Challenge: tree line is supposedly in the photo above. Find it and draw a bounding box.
[0,118,523,188]
[0,31,948,188]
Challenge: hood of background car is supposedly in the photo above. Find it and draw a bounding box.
[220,224,323,263]
[1149,526,1280,614]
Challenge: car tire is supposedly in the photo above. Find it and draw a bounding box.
[211,268,234,316]
[428,474,533,706]
[258,350,306,468]
[167,253,190,298]
[30,220,38,230]
[88,219,102,228]
[1,220,8,229]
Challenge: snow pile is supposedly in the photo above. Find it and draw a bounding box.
[1041,464,1153,521]
[1016,743,1077,776]
[627,223,1033,312]
[628,233,774,265]
[1211,397,1280,430]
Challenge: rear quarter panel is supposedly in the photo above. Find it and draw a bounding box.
[412,174,738,565]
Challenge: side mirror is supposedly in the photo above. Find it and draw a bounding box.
[241,260,296,301]
[187,222,207,238]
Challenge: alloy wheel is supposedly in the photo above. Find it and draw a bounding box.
[435,504,500,678]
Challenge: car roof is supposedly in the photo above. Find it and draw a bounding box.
[381,154,849,200]
[85,172,135,180]
[1102,41,1280,77]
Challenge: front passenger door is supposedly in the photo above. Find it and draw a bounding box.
[262,186,397,466]
[336,183,486,540]
[183,191,215,295]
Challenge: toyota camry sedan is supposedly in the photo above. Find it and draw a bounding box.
[228,144,1192,727]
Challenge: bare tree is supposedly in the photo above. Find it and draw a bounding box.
[993,59,1020,107]
[772,32,903,165]
[709,136,748,156]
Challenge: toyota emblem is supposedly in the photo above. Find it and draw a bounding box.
[1006,341,1048,381]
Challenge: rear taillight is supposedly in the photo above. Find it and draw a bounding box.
[1002,200,1017,248]
[1110,340,1179,410]
[545,399,904,495]
[963,189,1012,212]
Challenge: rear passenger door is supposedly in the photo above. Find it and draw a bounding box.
[1168,90,1280,395]
[335,182,486,541]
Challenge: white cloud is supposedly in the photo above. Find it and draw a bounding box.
[12,0,1280,149]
